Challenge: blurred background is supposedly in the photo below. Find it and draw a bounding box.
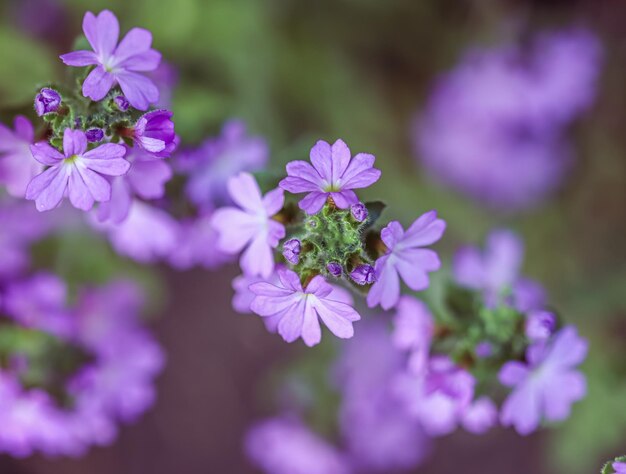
[0,0,624,472]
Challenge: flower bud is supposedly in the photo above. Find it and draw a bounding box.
[114,95,130,111]
[350,202,368,222]
[282,239,301,265]
[131,110,176,158]
[350,264,375,285]
[326,262,342,277]
[525,310,556,341]
[34,88,61,116]
[85,128,104,143]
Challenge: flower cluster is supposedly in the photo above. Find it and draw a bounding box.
[414,28,602,211]
[216,138,445,347]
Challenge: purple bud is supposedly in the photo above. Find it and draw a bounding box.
[350,264,375,285]
[114,95,130,111]
[282,239,301,265]
[85,128,104,143]
[350,202,368,222]
[475,341,493,358]
[34,88,61,116]
[326,262,342,277]
[525,310,556,341]
[132,110,176,158]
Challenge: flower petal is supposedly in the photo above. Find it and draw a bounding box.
[82,66,116,102]
[367,257,400,310]
[63,129,88,157]
[26,166,69,211]
[309,140,332,182]
[401,211,446,248]
[301,300,322,347]
[227,172,263,213]
[60,50,98,67]
[84,10,119,58]
[116,71,159,111]
[29,143,64,166]
[339,153,380,189]
[298,191,328,215]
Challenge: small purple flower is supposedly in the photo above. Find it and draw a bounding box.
[394,356,475,436]
[525,310,556,341]
[614,462,626,473]
[392,296,434,373]
[367,211,445,310]
[85,128,104,143]
[0,116,42,198]
[34,88,61,116]
[350,202,368,222]
[178,120,269,210]
[499,326,587,435]
[461,397,498,434]
[350,264,375,285]
[211,172,285,278]
[60,10,161,110]
[326,262,342,277]
[249,269,360,347]
[114,95,130,111]
[453,229,546,311]
[282,238,301,265]
[279,139,381,214]
[129,109,176,158]
[475,341,493,358]
[26,129,129,211]
[245,417,351,474]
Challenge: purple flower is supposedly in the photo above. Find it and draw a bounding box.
[60,10,161,110]
[525,310,556,341]
[282,238,301,265]
[168,213,233,270]
[499,326,587,435]
[279,139,381,214]
[349,264,375,285]
[85,128,104,143]
[26,129,129,211]
[129,110,176,158]
[326,262,342,277]
[367,211,445,310]
[249,269,360,347]
[392,296,434,373]
[114,95,130,111]
[414,29,601,211]
[461,397,498,434]
[34,88,61,116]
[211,172,285,278]
[97,146,172,224]
[453,229,546,311]
[394,356,475,436]
[245,417,351,474]
[614,462,626,473]
[350,202,368,222]
[475,341,493,358]
[92,201,179,263]
[0,116,42,198]
[178,120,268,210]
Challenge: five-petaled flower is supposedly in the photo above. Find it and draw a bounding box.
[60,10,161,110]
[279,139,381,214]
[211,172,285,278]
[498,326,587,435]
[249,269,361,347]
[367,211,445,310]
[26,128,129,211]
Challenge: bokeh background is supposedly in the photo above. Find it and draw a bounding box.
[0,0,624,472]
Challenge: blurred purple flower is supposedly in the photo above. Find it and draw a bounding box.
[93,201,179,263]
[26,129,129,212]
[394,356,475,437]
[34,88,61,116]
[392,296,434,373]
[60,10,161,110]
[367,211,445,310]
[614,462,626,473]
[245,417,351,474]
[280,139,381,215]
[499,326,587,435]
[211,172,285,278]
[249,269,360,347]
[129,110,176,158]
[525,310,556,341]
[168,213,233,270]
[178,120,268,210]
[97,146,172,224]
[461,397,498,434]
[453,229,546,312]
[415,28,601,211]
[0,116,42,198]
